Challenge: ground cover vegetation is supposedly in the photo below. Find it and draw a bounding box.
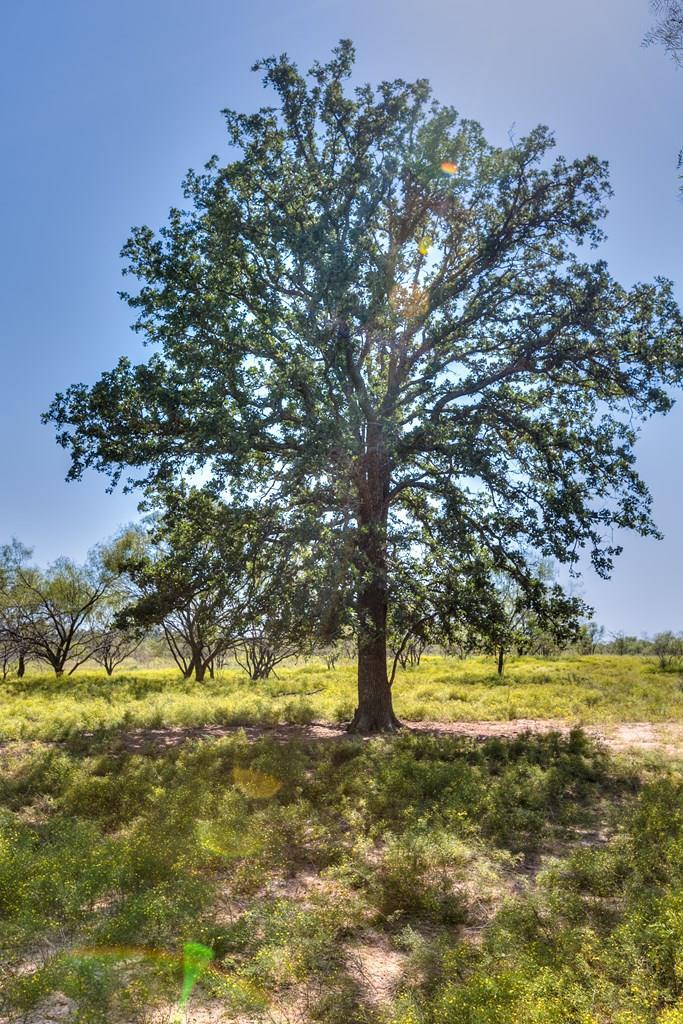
[1,702,683,1023]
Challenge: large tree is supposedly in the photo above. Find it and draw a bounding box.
[45,42,683,730]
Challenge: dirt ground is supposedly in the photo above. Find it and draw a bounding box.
[89,717,683,757]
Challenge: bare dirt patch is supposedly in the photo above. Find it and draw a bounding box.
[411,718,683,756]
[345,931,406,1006]
[0,992,76,1024]
[4,717,682,762]
[90,718,683,757]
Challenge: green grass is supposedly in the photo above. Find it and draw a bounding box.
[1,655,683,742]
[3,657,683,1022]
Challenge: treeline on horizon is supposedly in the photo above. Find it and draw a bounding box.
[2,489,682,683]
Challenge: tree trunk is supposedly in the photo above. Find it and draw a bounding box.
[195,660,206,682]
[348,418,401,734]
[497,647,505,676]
[349,593,402,733]
[17,654,25,677]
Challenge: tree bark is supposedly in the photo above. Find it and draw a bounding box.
[348,418,402,734]
[17,654,25,677]
[497,647,505,676]
[348,580,402,733]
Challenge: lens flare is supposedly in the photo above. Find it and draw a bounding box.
[440,161,458,176]
[389,283,429,320]
[178,942,214,1015]
[69,945,263,1013]
[233,764,282,799]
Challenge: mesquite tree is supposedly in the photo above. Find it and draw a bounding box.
[483,571,585,676]
[91,624,144,676]
[9,558,112,676]
[114,500,251,681]
[233,566,319,680]
[116,491,324,681]
[45,42,683,731]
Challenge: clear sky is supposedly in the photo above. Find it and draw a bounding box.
[0,0,681,636]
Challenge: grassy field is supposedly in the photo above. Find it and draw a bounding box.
[3,656,683,1023]
[2,655,683,742]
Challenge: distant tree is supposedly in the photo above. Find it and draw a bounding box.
[577,621,605,655]
[229,536,321,680]
[45,42,683,731]
[481,568,586,675]
[609,631,647,656]
[235,629,306,680]
[118,491,327,681]
[90,626,143,675]
[385,527,504,684]
[320,636,356,670]
[9,556,114,676]
[231,514,330,680]
[612,631,627,655]
[84,532,148,675]
[392,635,429,671]
[0,540,33,677]
[651,630,683,668]
[0,642,14,680]
[90,596,145,675]
[115,500,250,681]
[323,648,340,671]
[442,632,477,660]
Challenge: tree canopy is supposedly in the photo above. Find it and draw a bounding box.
[45,41,683,730]
[644,0,683,194]
[645,0,683,66]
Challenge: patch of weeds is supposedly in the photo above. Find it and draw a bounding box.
[0,711,674,1023]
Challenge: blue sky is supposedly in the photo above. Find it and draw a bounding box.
[0,0,681,635]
